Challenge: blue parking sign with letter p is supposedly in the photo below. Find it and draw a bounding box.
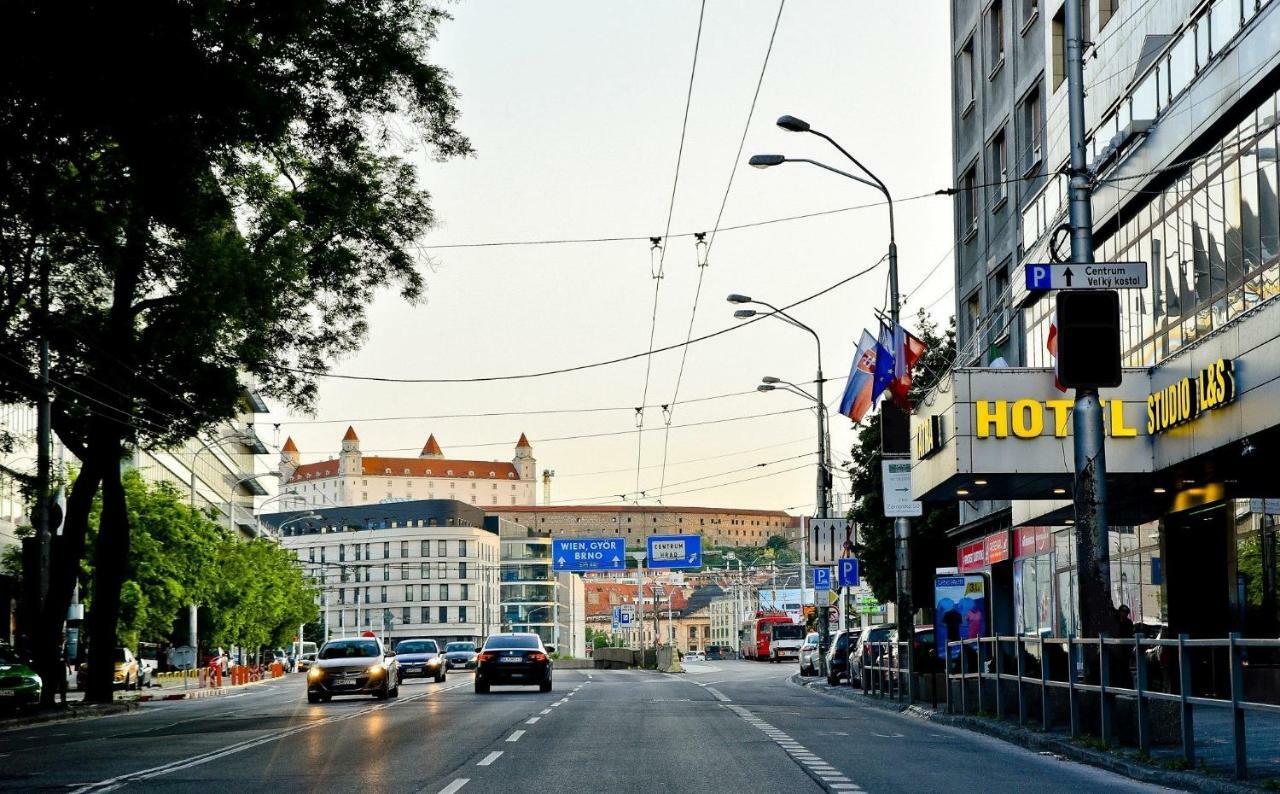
[813,567,831,590]
[1026,264,1050,291]
[838,558,860,587]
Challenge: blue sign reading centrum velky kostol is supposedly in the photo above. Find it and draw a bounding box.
[552,537,626,572]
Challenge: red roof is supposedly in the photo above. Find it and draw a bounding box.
[282,437,298,453]
[516,433,531,449]
[342,426,359,442]
[288,456,522,483]
[422,434,443,456]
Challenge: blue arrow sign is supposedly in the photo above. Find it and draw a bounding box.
[813,567,832,591]
[552,537,626,572]
[645,535,703,569]
[838,558,860,588]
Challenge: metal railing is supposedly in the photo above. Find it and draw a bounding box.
[945,633,1280,780]
[860,640,912,702]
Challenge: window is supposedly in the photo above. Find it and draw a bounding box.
[1018,84,1043,173]
[383,564,390,581]
[354,544,361,561]
[380,586,387,603]
[985,0,1004,75]
[459,606,468,623]
[1021,0,1037,28]
[402,607,411,625]
[320,546,326,563]
[382,542,389,559]
[420,540,429,557]
[405,584,414,601]
[309,547,315,562]
[963,292,982,344]
[459,540,468,558]
[400,541,408,558]
[960,164,979,234]
[441,584,450,601]
[421,607,430,624]
[438,606,448,623]
[438,561,447,578]
[438,539,448,557]
[338,544,345,562]
[989,127,1008,206]
[1098,0,1116,30]
[988,265,1011,349]
[461,583,470,601]
[422,562,431,579]
[958,37,975,113]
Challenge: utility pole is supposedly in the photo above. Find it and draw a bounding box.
[23,253,52,667]
[1064,0,1115,641]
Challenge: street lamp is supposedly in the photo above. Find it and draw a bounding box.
[227,471,280,537]
[753,113,914,696]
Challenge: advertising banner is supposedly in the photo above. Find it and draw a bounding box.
[934,574,987,659]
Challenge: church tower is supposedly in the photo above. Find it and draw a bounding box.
[420,434,444,460]
[280,436,300,481]
[339,426,362,477]
[513,433,535,481]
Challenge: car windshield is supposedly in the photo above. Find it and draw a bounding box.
[396,641,439,654]
[445,642,475,653]
[772,624,805,640]
[114,648,127,662]
[319,641,379,659]
[483,636,540,650]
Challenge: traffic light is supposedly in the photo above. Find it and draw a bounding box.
[1056,290,1121,388]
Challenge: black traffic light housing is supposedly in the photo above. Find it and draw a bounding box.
[1056,289,1121,388]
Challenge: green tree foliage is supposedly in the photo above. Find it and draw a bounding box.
[0,1,468,702]
[84,471,316,651]
[848,311,959,608]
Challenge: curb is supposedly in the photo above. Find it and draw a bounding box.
[788,674,1261,793]
[0,701,140,732]
[136,674,292,701]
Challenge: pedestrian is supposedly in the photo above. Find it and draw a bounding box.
[1113,605,1135,687]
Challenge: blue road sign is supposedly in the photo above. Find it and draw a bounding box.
[838,558,860,588]
[813,567,832,591]
[645,535,703,569]
[552,537,626,572]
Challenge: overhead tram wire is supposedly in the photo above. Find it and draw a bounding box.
[657,0,787,503]
[634,0,707,503]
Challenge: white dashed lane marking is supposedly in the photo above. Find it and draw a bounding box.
[505,730,525,743]
[476,752,502,767]
[438,779,468,794]
[724,704,863,793]
[525,717,540,724]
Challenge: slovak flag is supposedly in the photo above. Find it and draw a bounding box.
[872,322,896,403]
[839,330,880,423]
[1047,314,1066,392]
[888,323,926,410]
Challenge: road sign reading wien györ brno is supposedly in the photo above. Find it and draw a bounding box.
[552,537,626,571]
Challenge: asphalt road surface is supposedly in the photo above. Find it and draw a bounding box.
[0,661,1173,792]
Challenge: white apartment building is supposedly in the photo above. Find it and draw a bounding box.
[277,427,537,510]
[269,500,502,647]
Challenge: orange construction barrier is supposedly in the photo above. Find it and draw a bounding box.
[270,661,284,678]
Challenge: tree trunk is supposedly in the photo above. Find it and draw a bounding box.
[36,456,102,706]
[84,440,129,704]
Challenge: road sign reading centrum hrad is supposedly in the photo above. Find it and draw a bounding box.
[551,537,625,571]
[645,535,702,569]
[1025,262,1147,291]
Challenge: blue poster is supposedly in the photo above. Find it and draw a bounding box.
[934,574,987,660]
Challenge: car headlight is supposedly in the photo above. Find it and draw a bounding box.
[307,667,324,680]
[366,664,383,676]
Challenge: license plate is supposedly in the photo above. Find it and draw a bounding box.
[499,657,521,663]
[0,690,13,696]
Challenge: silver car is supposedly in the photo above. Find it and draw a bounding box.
[306,637,400,703]
[799,632,821,676]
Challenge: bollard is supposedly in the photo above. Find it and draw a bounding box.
[1178,633,1195,767]
[1229,632,1246,780]
[1099,635,1113,747]
[1135,633,1150,755]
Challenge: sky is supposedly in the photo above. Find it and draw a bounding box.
[258,1,956,514]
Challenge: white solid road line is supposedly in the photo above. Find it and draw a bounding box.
[723,704,864,793]
[505,730,525,743]
[476,752,503,767]
[438,779,469,794]
[705,687,730,702]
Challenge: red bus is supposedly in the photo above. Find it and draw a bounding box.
[739,613,796,661]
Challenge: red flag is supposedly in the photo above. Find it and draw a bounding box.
[1047,314,1066,392]
[888,325,926,410]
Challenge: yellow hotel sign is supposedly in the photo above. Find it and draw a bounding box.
[1146,358,1236,434]
[974,398,1138,439]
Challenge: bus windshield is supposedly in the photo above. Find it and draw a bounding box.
[771,624,806,640]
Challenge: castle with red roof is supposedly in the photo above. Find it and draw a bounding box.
[277,426,537,508]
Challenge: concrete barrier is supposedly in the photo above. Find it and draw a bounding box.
[592,648,640,669]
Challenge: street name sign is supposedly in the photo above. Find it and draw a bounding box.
[838,558,860,588]
[808,517,853,565]
[813,567,832,591]
[552,537,626,572]
[881,458,922,518]
[646,535,702,569]
[1025,262,1147,291]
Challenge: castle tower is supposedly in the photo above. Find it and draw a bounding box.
[339,425,361,477]
[280,436,300,481]
[420,434,444,460]
[513,433,535,481]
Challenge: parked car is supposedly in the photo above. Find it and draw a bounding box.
[704,645,731,661]
[394,639,446,682]
[443,641,478,670]
[113,647,141,690]
[306,637,399,703]
[825,628,860,685]
[799,632,820,676]
[296,651,318,672]
[0,645,42,708]
[850,624,894,687]
[474,633,552,693]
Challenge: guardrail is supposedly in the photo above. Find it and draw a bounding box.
[945,633,1280,780]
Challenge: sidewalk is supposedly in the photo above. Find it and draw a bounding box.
[790,673,1268,793]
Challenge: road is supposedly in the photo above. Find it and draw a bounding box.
[0,661,1172,792]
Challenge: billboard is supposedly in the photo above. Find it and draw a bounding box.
[933,574,987,660]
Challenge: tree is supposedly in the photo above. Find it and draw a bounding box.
[848,311,959,609]
[0,2,469,703]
